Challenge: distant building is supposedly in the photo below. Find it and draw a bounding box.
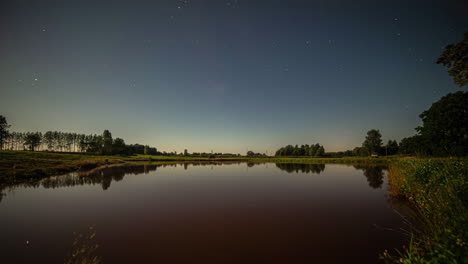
[371,152,379,158]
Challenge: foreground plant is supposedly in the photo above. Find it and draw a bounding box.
[64,226,102,264]
[384,159,468,263]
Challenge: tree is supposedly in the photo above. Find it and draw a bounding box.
[86,135,103,153]
[0,115,10,150]
[43,131,55,151]
[385,140,399,155]
[353,146,370,157]
[315,145,325,157]
[101,130,113,155]
[436,32,468,87]
[399,135,428,156]
[184,149,188,156]
[24,132,42,151]
[309,144,317,156]
[112,138,127,155]
[416,91,468,156]
[274,143,324,157]
[292,145,300,156]
[362,129,383,154]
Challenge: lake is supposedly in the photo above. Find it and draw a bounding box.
[0,162,408,263]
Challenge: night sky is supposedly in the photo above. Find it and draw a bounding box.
[1,0,467,154]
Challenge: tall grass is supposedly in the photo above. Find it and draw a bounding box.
[384,158,468,263]
[64,226,101,264]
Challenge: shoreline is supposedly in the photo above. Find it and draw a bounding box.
[1,150,394,184]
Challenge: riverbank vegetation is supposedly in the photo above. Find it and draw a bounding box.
[379,33,468,263]
[384,158,468,264]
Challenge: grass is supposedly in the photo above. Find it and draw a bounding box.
[0,150,127,183]
[383,158,468,264]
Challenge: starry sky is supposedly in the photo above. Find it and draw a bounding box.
[0,0,467,154]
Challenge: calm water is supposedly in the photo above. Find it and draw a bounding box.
[0,162,407,263]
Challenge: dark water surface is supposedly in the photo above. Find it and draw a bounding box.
[0,163,407,263]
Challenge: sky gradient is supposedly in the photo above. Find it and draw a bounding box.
[1,0,467,154]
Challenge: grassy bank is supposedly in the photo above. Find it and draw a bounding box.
[384,158,468,263]
[0,150,128,183]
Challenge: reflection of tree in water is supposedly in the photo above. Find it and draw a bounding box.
[38,162,247,191]
[0,161,261,200]
[275,163,326,174]
[246,162,268,168]
[353,165,385,189]
[41,165,162,191]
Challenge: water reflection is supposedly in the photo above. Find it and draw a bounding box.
[41,162,245,190]
[275,163,326,174]
[0,163,386,201]
[353,165,386,189]
[0,162,405,264]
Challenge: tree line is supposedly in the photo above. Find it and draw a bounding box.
[0,123,158,156]
[275,143,325,157]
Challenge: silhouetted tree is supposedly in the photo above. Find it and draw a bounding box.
[275,143,325,156]
[316,145,325,157]
[0,115,10,150]
[398,135,428,156]
[24,132,42,151]
[436,32,468,87]
[353,146,370,157]
[112,138,127,155]
[101,130,113,155]
[362,129,383,154]
[416,91,468,156]
[385,140,399,155]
